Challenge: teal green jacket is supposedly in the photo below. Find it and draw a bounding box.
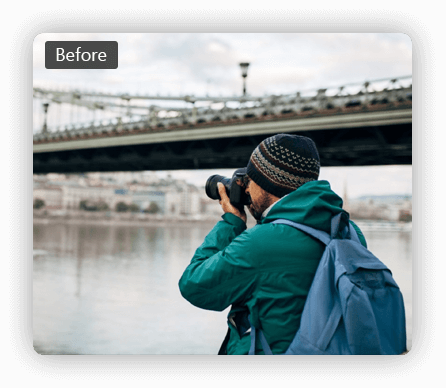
[178,180,366,355]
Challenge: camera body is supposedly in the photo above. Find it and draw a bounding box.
[205,168,250,209]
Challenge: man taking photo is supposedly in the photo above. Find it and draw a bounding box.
[178,133,367,355]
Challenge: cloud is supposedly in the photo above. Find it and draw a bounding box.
[33,32,412,97]
[247,65,318,95]
[148,34,240,80]
[244,33,412,92]
[320,166,412,198]
[119,50,140,66]
[102,74,125,85]
[314,34,412,86]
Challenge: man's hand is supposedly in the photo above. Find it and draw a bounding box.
[218,182,247,223]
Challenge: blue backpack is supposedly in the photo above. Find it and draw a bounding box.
[248,213,407,355]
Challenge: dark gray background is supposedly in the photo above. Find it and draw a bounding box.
[45,41,118,69]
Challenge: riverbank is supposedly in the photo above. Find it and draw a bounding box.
[33,210,411,231]
[353,219,412,233]
[33,209,222,227]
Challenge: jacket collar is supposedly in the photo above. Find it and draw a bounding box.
[261,194,288,219]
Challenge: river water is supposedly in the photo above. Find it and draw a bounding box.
[33,219,412,355]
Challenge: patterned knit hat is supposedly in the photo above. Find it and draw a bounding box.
[247,133,320,198]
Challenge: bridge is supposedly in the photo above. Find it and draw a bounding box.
[33,76,412,173]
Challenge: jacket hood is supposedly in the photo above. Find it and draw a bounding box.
[261,180,347,234]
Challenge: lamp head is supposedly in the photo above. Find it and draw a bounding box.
[239,62,250,78]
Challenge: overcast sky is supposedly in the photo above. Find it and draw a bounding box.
[33,33,412,198]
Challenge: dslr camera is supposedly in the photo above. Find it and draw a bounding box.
[205,168,250,209]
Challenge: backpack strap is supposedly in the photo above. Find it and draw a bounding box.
[250,216,360,355]
[348,223,361,244]
[331,212,349,239]
[248,315,273,355]
[248,221,330,355]
[274,214,360,245]
[331,212,362,244]
[271,219,331,246]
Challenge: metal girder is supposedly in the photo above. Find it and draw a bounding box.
[33,97,412,173]
[33,108,412,154]
[33,119,411,173]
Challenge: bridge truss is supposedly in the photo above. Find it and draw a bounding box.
[33,76,412,173]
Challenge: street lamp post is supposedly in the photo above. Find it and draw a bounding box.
[239,62,250,97]
[42,102,49,134]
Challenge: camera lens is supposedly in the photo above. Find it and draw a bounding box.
[205,175,231,200]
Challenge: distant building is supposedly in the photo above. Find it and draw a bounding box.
[33,187,63,209]
[179,183,201,215]
[112,188,134,209]
[33,172,218,217]
[89,171,159,185]
[132,190,166,213]
[348,195,412,222]
[165,189,182,216]
[62,185,117,210]
[201,196,223,216]
[164,181,201,216]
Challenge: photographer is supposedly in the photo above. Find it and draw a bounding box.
[178,133,367,355]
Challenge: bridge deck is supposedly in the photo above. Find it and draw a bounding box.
[33,103,412,173]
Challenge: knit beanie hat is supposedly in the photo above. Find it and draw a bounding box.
[246,133,320,198]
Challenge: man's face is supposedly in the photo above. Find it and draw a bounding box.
[244,176,273,221]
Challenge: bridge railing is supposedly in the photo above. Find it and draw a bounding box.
[33,76,412,142]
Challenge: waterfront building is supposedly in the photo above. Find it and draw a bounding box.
[132,190,166,213]
[179,183,201,215]
[62,184,117,210]
[33,186,63,209]
[348,195,412,222]
[163,181,201,216]
[111,188,134,209]
[33,172,222,217]
[200,196,223,217]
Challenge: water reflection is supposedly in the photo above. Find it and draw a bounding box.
[33,221,412,355]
